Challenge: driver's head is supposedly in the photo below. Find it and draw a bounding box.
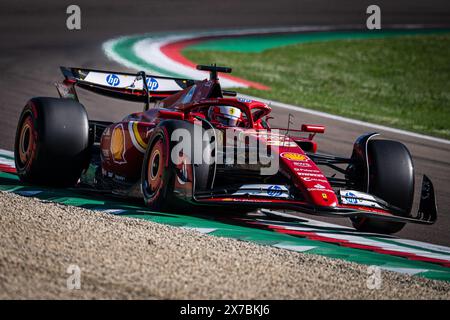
[208,105,241,127]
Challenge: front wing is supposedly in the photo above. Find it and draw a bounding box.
[193,175,437,226]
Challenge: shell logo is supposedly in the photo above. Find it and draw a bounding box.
[280,152,308,161]
[111,124,126,163]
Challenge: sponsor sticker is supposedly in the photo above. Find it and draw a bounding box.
[297,172,325,177]
[292,161,311,167]
[281,152,308,161]
[339,189,383,209]
[106,74,120,87]
[146,77,159,90]
[114,175,126,182]
[344,191,358,204]
[307,188,334,192]
[232,184,289,198]
[266,140,298,147]
[237,97,252,103]
[295,168,321,173]
[301,177,328,183]
[267,185,283,197]
[110,124,126,164]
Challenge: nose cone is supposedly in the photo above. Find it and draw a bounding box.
[279,150,338,207]
[306,188,338,207]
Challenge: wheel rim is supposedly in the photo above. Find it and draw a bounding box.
[18,116,34,168]
[150,152,160,180]
[147,139,164,196]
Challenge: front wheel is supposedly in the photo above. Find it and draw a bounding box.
[141,128,174,211]
[141,120,214,211]
[350,139,415,234]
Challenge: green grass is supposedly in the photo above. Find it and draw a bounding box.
[184,35,450,139]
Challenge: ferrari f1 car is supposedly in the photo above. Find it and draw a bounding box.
[14,65,437,234]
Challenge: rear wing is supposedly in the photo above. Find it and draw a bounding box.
[57,67,196,109]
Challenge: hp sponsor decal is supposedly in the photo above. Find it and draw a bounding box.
[106,74,120,87]
[344,191,358,204]
[267,185,282,197]
[146,77,159,90]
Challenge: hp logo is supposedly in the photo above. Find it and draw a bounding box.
[106,74,120,87]
[345,192,358,204]
[146,77,159,90]
[267,185,282,197]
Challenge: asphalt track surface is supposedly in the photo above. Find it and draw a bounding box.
[1,1,450,245]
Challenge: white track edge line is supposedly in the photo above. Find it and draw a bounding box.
[104,26,450,146]
[240,94,450,145]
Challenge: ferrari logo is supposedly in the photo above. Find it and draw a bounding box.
[322,193,328,201]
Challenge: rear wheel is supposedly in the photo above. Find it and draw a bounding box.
[350,139,414,234]
[14,97,90,186]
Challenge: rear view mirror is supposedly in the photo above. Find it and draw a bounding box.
[301,124,325,134]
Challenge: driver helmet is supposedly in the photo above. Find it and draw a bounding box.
[208,105,241,126]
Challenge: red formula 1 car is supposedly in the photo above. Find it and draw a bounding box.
[14,65,437,234]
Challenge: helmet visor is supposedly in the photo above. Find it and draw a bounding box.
[216,115,239,126]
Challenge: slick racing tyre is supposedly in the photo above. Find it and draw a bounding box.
[15,97,90,186]
[141,120,214,211]
[351,139,414,234]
